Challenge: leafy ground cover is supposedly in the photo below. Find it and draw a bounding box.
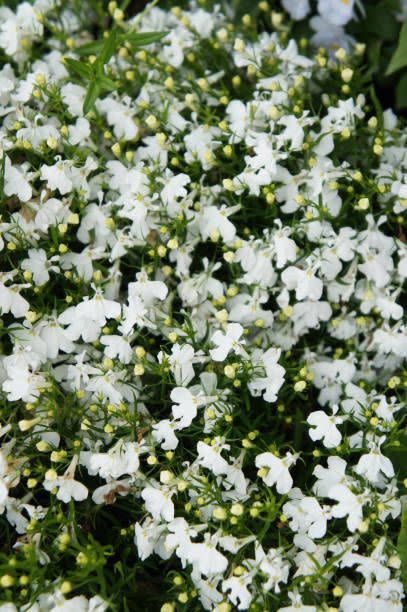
[0,1,406,610]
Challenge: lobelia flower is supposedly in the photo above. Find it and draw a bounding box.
[43,456,88,503]
[96,96,138,141]
[161,172,191,216]
[209,323,246,362]
[128,270,168,306]
[171,386,205,429]
[141,485,175,522]
[187,533,228,578]
[317,0,355,26]
[100,334,133,364]
[328,484,366,532]
[254,545,290,593]
[3,156,32,202]
[21,248,59,286]
[281,265,323,301]
[222,574,253,610]
[307,405,343,448]
[255,451,297,494]
[354,436,395,484]
[313,456,349,497]
[3,365,48,402]
[134,517,169,562]
[40,157,74,195]
[199,205,240,244]
[248,347,286,403]
[89,440,147,480]
[158,343,195,386]
[0,278,29,318]
[152,419,179,451]
[283,493,328,539]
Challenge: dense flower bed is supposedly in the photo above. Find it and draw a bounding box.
[0,0,406,610]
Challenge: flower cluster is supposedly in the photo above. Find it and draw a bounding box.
[281,0,405,52]
[0,0,406,610]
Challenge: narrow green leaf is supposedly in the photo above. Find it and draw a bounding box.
[98,73,117,92]
[97,28,119,69]
[398,506,407,588]
[396,72,407,108]
[386,18,407,75]
[0,154,6,200]
[74,40,105,56]
[124,31,168,47]
[64,57,93,80]
[83,80,101,115]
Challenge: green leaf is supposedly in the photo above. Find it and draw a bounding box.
[64,57,93,80]
[398,506,407,588]
[83,80,101,115]
[386,18,407,75]
[74,40,105,56]
[97,28,119,69]
[362,3,399,42]
[124,30,168,47]
[98,74,117,92]
[0,154,5,200]
[396,72,407,108]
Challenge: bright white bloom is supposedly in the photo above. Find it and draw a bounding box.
[255,452,297,494]
[307,405,343,448]
[209,323,245,362]
[141,486,174,522]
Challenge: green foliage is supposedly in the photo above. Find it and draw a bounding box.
[387,18,407,74]
[65,29,167,114]
[398,506,407,588]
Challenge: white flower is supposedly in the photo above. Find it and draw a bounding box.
[0,3,43,58]
[283,495,328,539]
[222,574,253,610]
[100,334,132,364]
[159,343,195,386]
[317,0,355,26]
[152,419,179,451]
[199,205,239,244]
[313,456,348,497]
[307,405,343,448]
[128,270,168,306]
[281,266,323,301]
[197,440,230,476]
[209,323,245,362]
[21,249,59,286]
[89,441,146,480]
[60,83,86,116]
[161,173,191,216]
[134,517,168,561]
[257,546,290,593]
[40,158,73,195]
[248,347,285,403]
[68,117,90,145]
[171,387,203,429]
[3,156,32,202]
[141,486,174,522]
[0,281,29,318]
[282,0,310,20]
[43,457,88,504]
[255,451,297,494]
[188,535,228,577]
[354,438,395,484]
[328,484,365,532]
[3,366,48,402]
[96,97,138,141]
